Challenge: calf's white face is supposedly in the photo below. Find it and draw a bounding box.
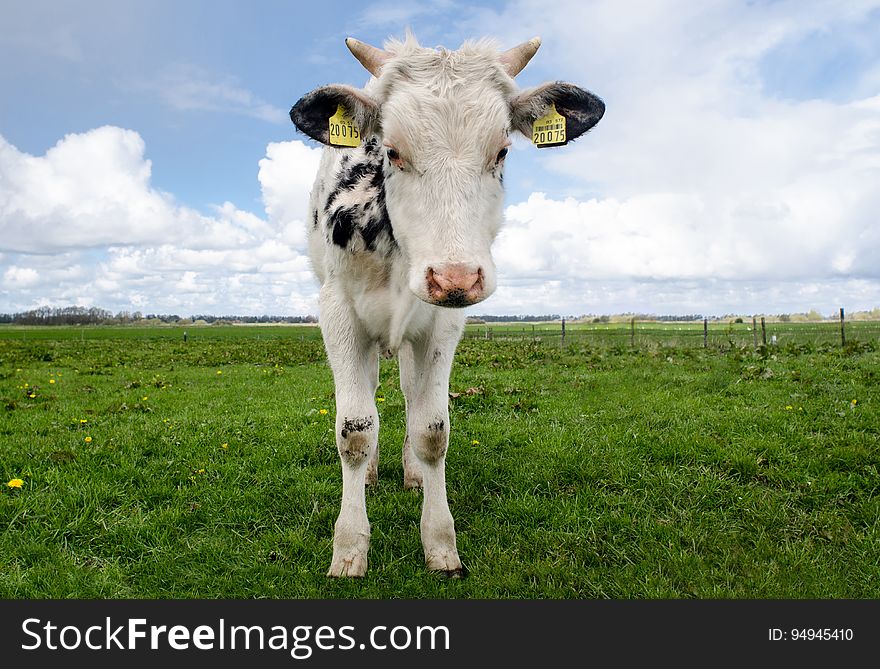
[290,35,604,308]
[379,72,511,306]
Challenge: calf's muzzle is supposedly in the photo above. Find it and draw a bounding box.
[426,264,485,307]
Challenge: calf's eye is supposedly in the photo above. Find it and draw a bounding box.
[496,147,509,163]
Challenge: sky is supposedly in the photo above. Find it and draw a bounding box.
[1,0,879,318]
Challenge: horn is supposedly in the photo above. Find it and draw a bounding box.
[499,36,541,77]
[345,37,389,77]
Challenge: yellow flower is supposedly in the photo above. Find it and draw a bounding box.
[7,478,23,489]
[851,399,858,406]
[142,396,148,401]
[28,393,36,398]
[377,397,385,403]
[472,439,480,445]
[197,468,205,474]
[216,370,222,375]
[80,419,88,424]
[84,436,92,443]
[49,379,56,384]
[319,409,328,415]
[221,443,228,449]
[785,405,793,410]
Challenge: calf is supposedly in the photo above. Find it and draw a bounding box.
[290,34,604,577]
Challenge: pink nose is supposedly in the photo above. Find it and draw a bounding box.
[426,264,484,306]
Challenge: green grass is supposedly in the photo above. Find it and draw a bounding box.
[1,327,878,598]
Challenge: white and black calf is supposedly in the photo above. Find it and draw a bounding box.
[290,34,604,577]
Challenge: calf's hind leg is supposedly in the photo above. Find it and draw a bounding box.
[399,341,423,490]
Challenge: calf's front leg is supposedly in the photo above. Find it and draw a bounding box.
[320,287,378,577]
[407,330,464,577]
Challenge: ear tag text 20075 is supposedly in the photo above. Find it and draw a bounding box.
[329,104,360,147]
[532,104,567,148]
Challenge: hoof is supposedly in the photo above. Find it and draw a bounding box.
[425,551,462,574]
[434,564,468,579]
[327,552,368,578]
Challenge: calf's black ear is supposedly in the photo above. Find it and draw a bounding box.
[510,82,605,145]
[290,84,379,146]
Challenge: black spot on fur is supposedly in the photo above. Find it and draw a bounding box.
[326,161,375,210]
[432,349,442,363]
[341,417,374,439]
[330,207,358,248]
[312,210,319,229]
[322,153,396,252]
[428,420,445,433]
[337,161,375,191]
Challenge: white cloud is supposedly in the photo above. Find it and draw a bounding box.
[258,140,324,249]
[0,128,324,315]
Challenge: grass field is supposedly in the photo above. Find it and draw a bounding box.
[1,324,878,598]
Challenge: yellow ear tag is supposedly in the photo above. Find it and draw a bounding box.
[328,104,361,147]
[532,103,567,148]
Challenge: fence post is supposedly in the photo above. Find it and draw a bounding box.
[630,318,635,348]
[840,307,846,347]
[561,317,566,345]
[760,317,767,346]
[703,318,708,348]
[752,316,758,349]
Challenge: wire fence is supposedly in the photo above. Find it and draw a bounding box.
[463,314,880,350]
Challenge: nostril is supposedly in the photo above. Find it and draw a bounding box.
[426,267,445,298]
[471,267,484,291]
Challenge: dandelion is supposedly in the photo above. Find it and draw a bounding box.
[49,379,56,384]
[216,370,222,375]
[142,396,148,401]
[852,399,858,406]
[221,443,228,449]
[84,436,92,443]
[28,392,36,399]
[377,397,385,403]
[472,439,480,445]
[197,468,205,474]
[785,405,793,411]
[80,419,88,424]
[319,409,328,415]
[7,478,23,489]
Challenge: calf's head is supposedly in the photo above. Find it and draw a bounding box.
[291,35,604,308]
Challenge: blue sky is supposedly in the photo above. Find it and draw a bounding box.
[2,0,880,317]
